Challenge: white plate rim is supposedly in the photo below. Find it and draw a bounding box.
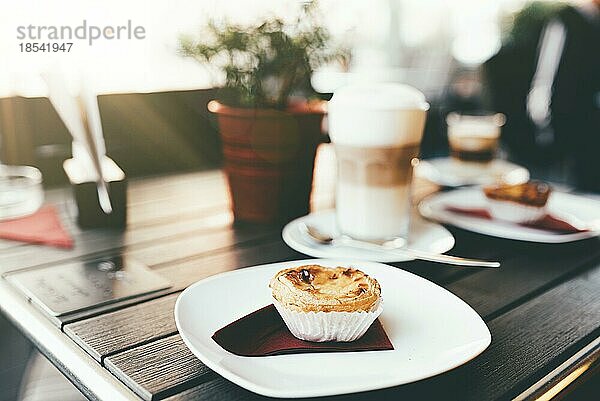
[415,157,530,187]
[418,189,600,243]
[174,258,491,398]
[281,210,455,262]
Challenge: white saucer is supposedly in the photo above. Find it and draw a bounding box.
[175,259,491,398]
[415,157,529,187]
[282,210,455,262]
[419,188,600,243]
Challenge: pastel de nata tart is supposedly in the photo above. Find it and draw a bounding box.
[269,265,382,342]
[483,181,551,223]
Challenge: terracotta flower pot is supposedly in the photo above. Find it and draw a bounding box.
[209,100,326,224]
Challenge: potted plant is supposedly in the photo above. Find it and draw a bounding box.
[180,2,346,224]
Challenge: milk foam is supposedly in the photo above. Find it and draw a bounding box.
[447,121,501,138]
[329,83,429,148]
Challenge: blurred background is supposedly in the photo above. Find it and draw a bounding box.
[0,1,599,400]
[1,0,598,191]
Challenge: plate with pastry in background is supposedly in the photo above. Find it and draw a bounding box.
[415,157,530,187]
[419,182,600,243]
[175,259,491,398]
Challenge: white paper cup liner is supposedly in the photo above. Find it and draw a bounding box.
[273,299,383,342]
[486,198,546,224]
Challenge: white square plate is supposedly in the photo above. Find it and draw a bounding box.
[175,259,491,398]
[419,188,600,243]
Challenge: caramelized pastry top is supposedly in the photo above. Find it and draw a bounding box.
[483,181,551,207]
[269,265,381,313]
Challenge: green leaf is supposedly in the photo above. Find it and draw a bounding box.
[177,0,348,109]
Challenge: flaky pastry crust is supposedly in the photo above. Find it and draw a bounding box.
[269,265,381,313]
[483,181,551,207]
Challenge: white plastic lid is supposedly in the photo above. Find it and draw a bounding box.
[329,83,429,111]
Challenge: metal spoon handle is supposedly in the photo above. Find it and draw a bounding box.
[397,249,500,268]
[335,237,500,268]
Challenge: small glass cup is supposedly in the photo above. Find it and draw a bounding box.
[0,165,44,221]
[446,112,505,164]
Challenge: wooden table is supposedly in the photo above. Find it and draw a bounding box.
[1,146,599,401]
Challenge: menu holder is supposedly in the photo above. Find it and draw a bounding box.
[3,255,171,317]
[63,156,127,229]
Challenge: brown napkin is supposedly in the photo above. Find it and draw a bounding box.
[212,304,394,357]
[0,205,74,248]
[445,206,587,234]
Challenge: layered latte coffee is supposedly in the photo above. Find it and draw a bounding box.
[334,144,420,241]
[446,112,505,164]
[328,84,429,242]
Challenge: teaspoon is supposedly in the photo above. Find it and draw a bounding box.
[301,224,501,268]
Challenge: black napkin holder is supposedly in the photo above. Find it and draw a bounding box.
[63,157,127,229]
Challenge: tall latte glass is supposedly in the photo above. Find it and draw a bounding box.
[328,84,429,244]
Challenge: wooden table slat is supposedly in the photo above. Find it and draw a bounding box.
[0,205,232,273]
[0,169,247,273]
[56,236,292,327]
[163,377,259,401]
[1,192,332,276]
[105,335,214,401]
[52,228,279,327]
[446,238,600,319]
[64,294,179,362]
[463,261,600,400]
[129,224,276,269]
[63,239,302,355]
[126,171,225,206]
[153,240,304,291]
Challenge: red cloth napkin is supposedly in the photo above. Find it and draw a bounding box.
[444,206,587,234]
[212,304,394,357]
[0,205,73,248]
